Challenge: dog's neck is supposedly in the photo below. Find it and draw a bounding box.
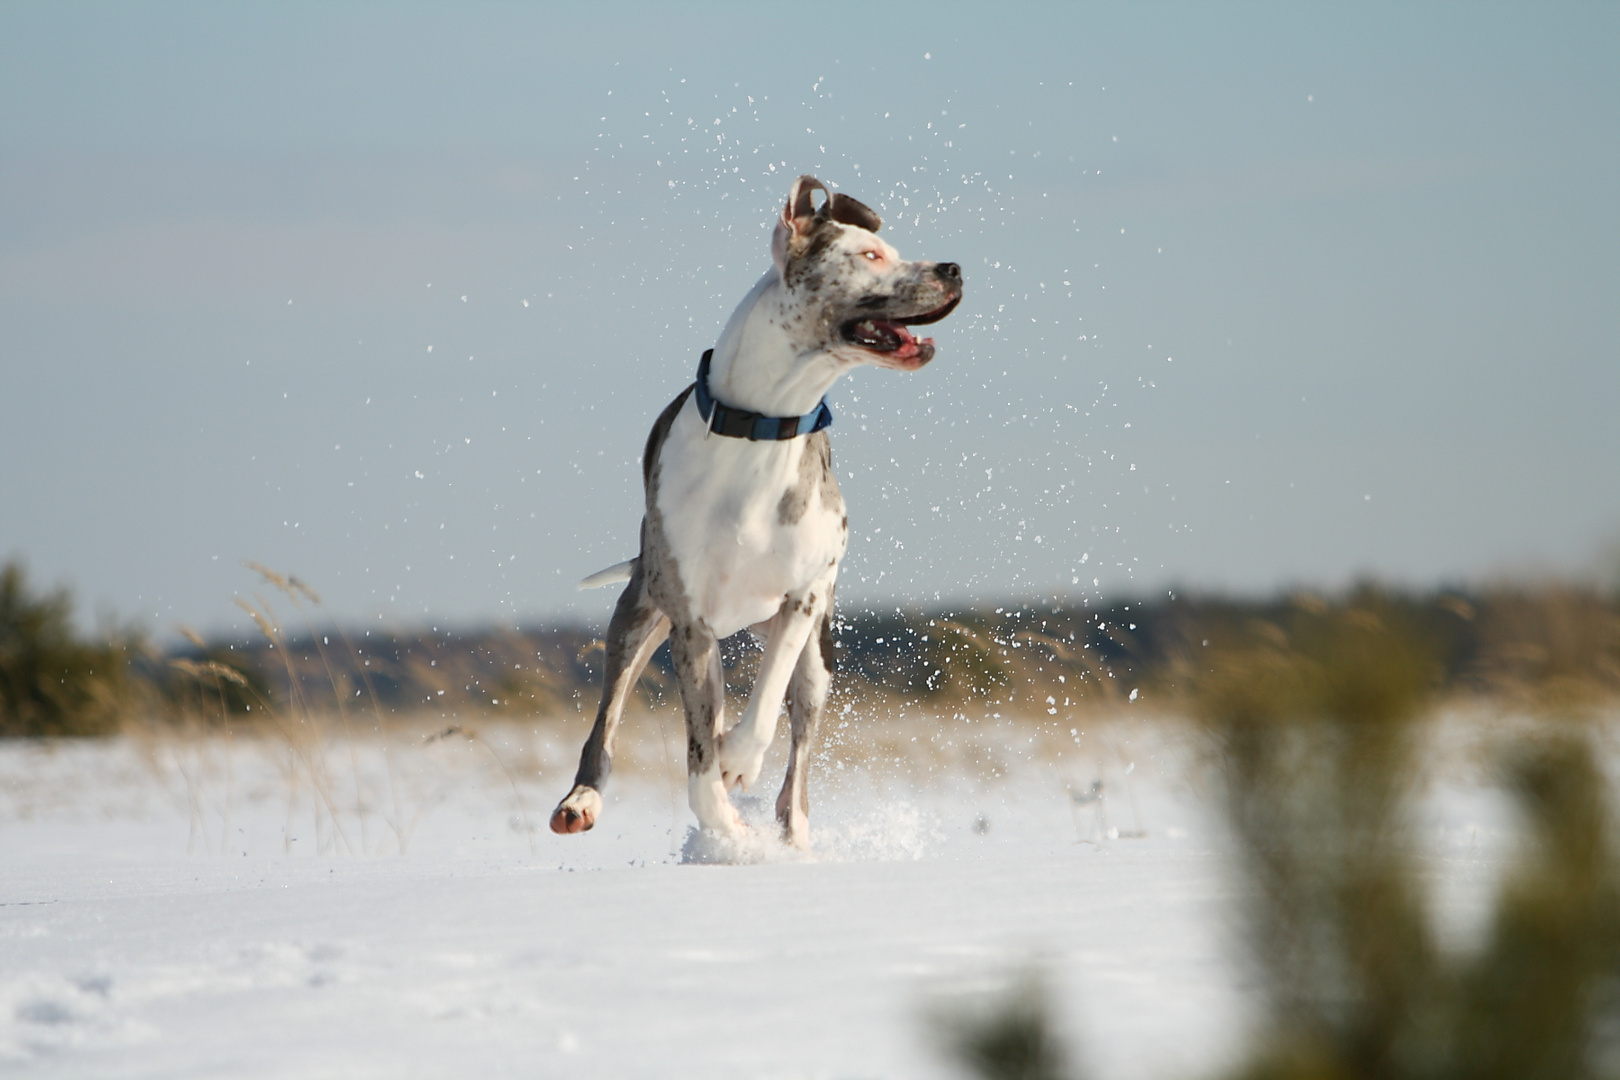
[706,271,849,417]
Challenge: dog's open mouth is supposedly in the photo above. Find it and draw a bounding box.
[840,296,960,365]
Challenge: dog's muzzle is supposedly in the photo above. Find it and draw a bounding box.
[840,265,963,366]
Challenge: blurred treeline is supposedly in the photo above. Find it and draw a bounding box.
[841,583,1620,713]
[2,557,1618,737]
[942,593,1620,1080]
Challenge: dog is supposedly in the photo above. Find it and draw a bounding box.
[549,175,962,849]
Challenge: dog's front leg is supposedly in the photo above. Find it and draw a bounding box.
[669,624,744,836]
[719,589,824,794]
[778,602,833,850]
[550,569,669,834]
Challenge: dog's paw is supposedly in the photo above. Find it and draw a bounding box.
[688,771,748,837]
[717,734,768,793]
[777,793,811,851]
[549,785,602,834]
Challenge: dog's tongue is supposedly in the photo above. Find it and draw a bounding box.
[881,323,937,367]
[848,317,935,363]
[878,320,934,360]
[890,327,934,362]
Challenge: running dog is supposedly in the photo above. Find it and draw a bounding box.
[550,175,962,848]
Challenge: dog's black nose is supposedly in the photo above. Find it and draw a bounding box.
[935,262,962,283]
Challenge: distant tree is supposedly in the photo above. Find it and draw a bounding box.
[0,561,130,737]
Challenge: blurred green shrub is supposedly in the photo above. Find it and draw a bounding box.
[941,591,1620,1080]
[0,560,133,737]
[930,972,1080,1080]
[1194,596,1620,1080]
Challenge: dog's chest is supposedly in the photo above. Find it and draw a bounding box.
[654,405,845,636]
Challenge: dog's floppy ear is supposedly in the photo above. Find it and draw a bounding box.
[771,175,828,274]
[826,193,881,234]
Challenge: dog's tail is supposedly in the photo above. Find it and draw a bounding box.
[578,558,637,591]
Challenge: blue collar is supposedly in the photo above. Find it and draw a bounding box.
[693,349,833,441]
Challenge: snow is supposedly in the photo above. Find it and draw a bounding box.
[0,714,1515,1078]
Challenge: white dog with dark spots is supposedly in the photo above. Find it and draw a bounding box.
[551,175,962,849]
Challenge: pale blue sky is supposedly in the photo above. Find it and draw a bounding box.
[2,2,1616,638]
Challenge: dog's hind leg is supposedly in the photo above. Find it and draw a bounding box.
[777,601,833,849]
[669,625,745,837]
[550,569,670,834]
[718,588,825,794]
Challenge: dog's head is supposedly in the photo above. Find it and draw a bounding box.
[770,175,962,371]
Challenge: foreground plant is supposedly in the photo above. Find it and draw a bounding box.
[940,593,1620,1080]
[1197,598,1620,1080]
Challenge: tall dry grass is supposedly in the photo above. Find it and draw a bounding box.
[149,563,562,856]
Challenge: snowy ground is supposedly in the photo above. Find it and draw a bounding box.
[0,711,1521,1079]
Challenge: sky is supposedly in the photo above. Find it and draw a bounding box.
[1,2,1616,639]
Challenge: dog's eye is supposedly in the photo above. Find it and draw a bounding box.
[862,251,881,261]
